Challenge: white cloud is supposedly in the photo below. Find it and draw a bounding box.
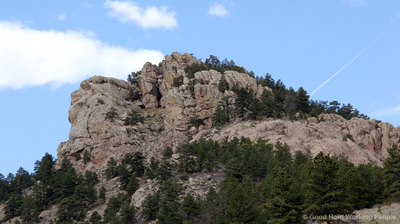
[0,21,164,89]
[82,3,93,9]
[342,0,366,7]
[104,0,177,30]
[373,105,400,117]
[57,14,66,21]
[208,3,230,17]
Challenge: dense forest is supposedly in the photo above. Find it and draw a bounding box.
[1,54,398,223]
[1,138,400,223]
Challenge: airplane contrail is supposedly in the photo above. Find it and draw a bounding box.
[310,34,381,97]
[390,10,400,24]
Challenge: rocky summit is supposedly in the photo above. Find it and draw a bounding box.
[2,52,400,223]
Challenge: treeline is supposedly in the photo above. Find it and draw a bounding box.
[1,138,400,223]
[0,153,101,223]
[137,138,398,223]
[211,72,371,126]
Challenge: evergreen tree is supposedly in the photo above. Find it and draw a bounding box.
[219,179,259,224]
[248,99,262,120]
[187,114,205,129]
[157,201,183,224]
[181,194,201,222]
[89,211,102,224]
[120,202,136,224]
[296,87,310,114]
[160,179,183,203]
[99,186,106,202]
[3,193,23,220]
[163,147,173,159]
[106,106,118,122]
[126,176,140,196]
[263,170,303,224]
[144,157,160,180]
[83,149,91,164]
[273,88,286,114]
[142,192,161,221]
[218,74,230,92]
[304,152,353,222]
[234,87,252,118]
[212,104,229,126]
[383,144,400,202]
[57,197,78,223]
[131,151,146,177]
[103,193,129,223]
[124,110,144,126]
[260,89,275,117]
[105,157,119,180]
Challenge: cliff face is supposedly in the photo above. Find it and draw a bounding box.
[48,52,400,222]
[57,52,399,175]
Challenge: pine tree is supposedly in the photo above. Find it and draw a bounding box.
[157,201,183,224]
[260,89,275,117]
[99,186,106,202]
[296,87,310,114]
[126,177,140,196]
[212,105,229,126]
[218,74,230,92]
[120,202,136,224]
[220,180,259,224]
[263,170,303,224]
[145,157,160,180]
[383,144,400,202]
[163,147,173,159]
[142,192,161,221]
[124,110,144,126]
[3,193,23,220]
[20,194,40,224]
[248,98,262,120]
[89,211,102,224]
[181,194,201,222]
[234,87,252,118]
[57,197,78,223]
[304,152,353,222]
[105,157,118,180]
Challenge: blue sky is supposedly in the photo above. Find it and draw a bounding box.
[1,0,399,175]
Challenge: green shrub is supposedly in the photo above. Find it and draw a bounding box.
[75,154,81,161]
[185,63,208,79]
[83,150,91,164]
[346,134,354,142]
[163,147,173,159]
[124,110,144,126]
[173,76,184,87]
[359,129,369,135]
[106,106,118,122]
[187,115,205,129]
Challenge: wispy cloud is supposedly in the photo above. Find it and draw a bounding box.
[342,0,366,7]
[310,34,381,97]
[208,3,230,17]
[82,3,93,9]
[373,105,400,117]
[104,0,177,30]
[57,14,66,21]
[0,21,164,89]
[390,10,400,24]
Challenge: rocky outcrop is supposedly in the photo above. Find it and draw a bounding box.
[50,52,400,224]
[191,113,400,167]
